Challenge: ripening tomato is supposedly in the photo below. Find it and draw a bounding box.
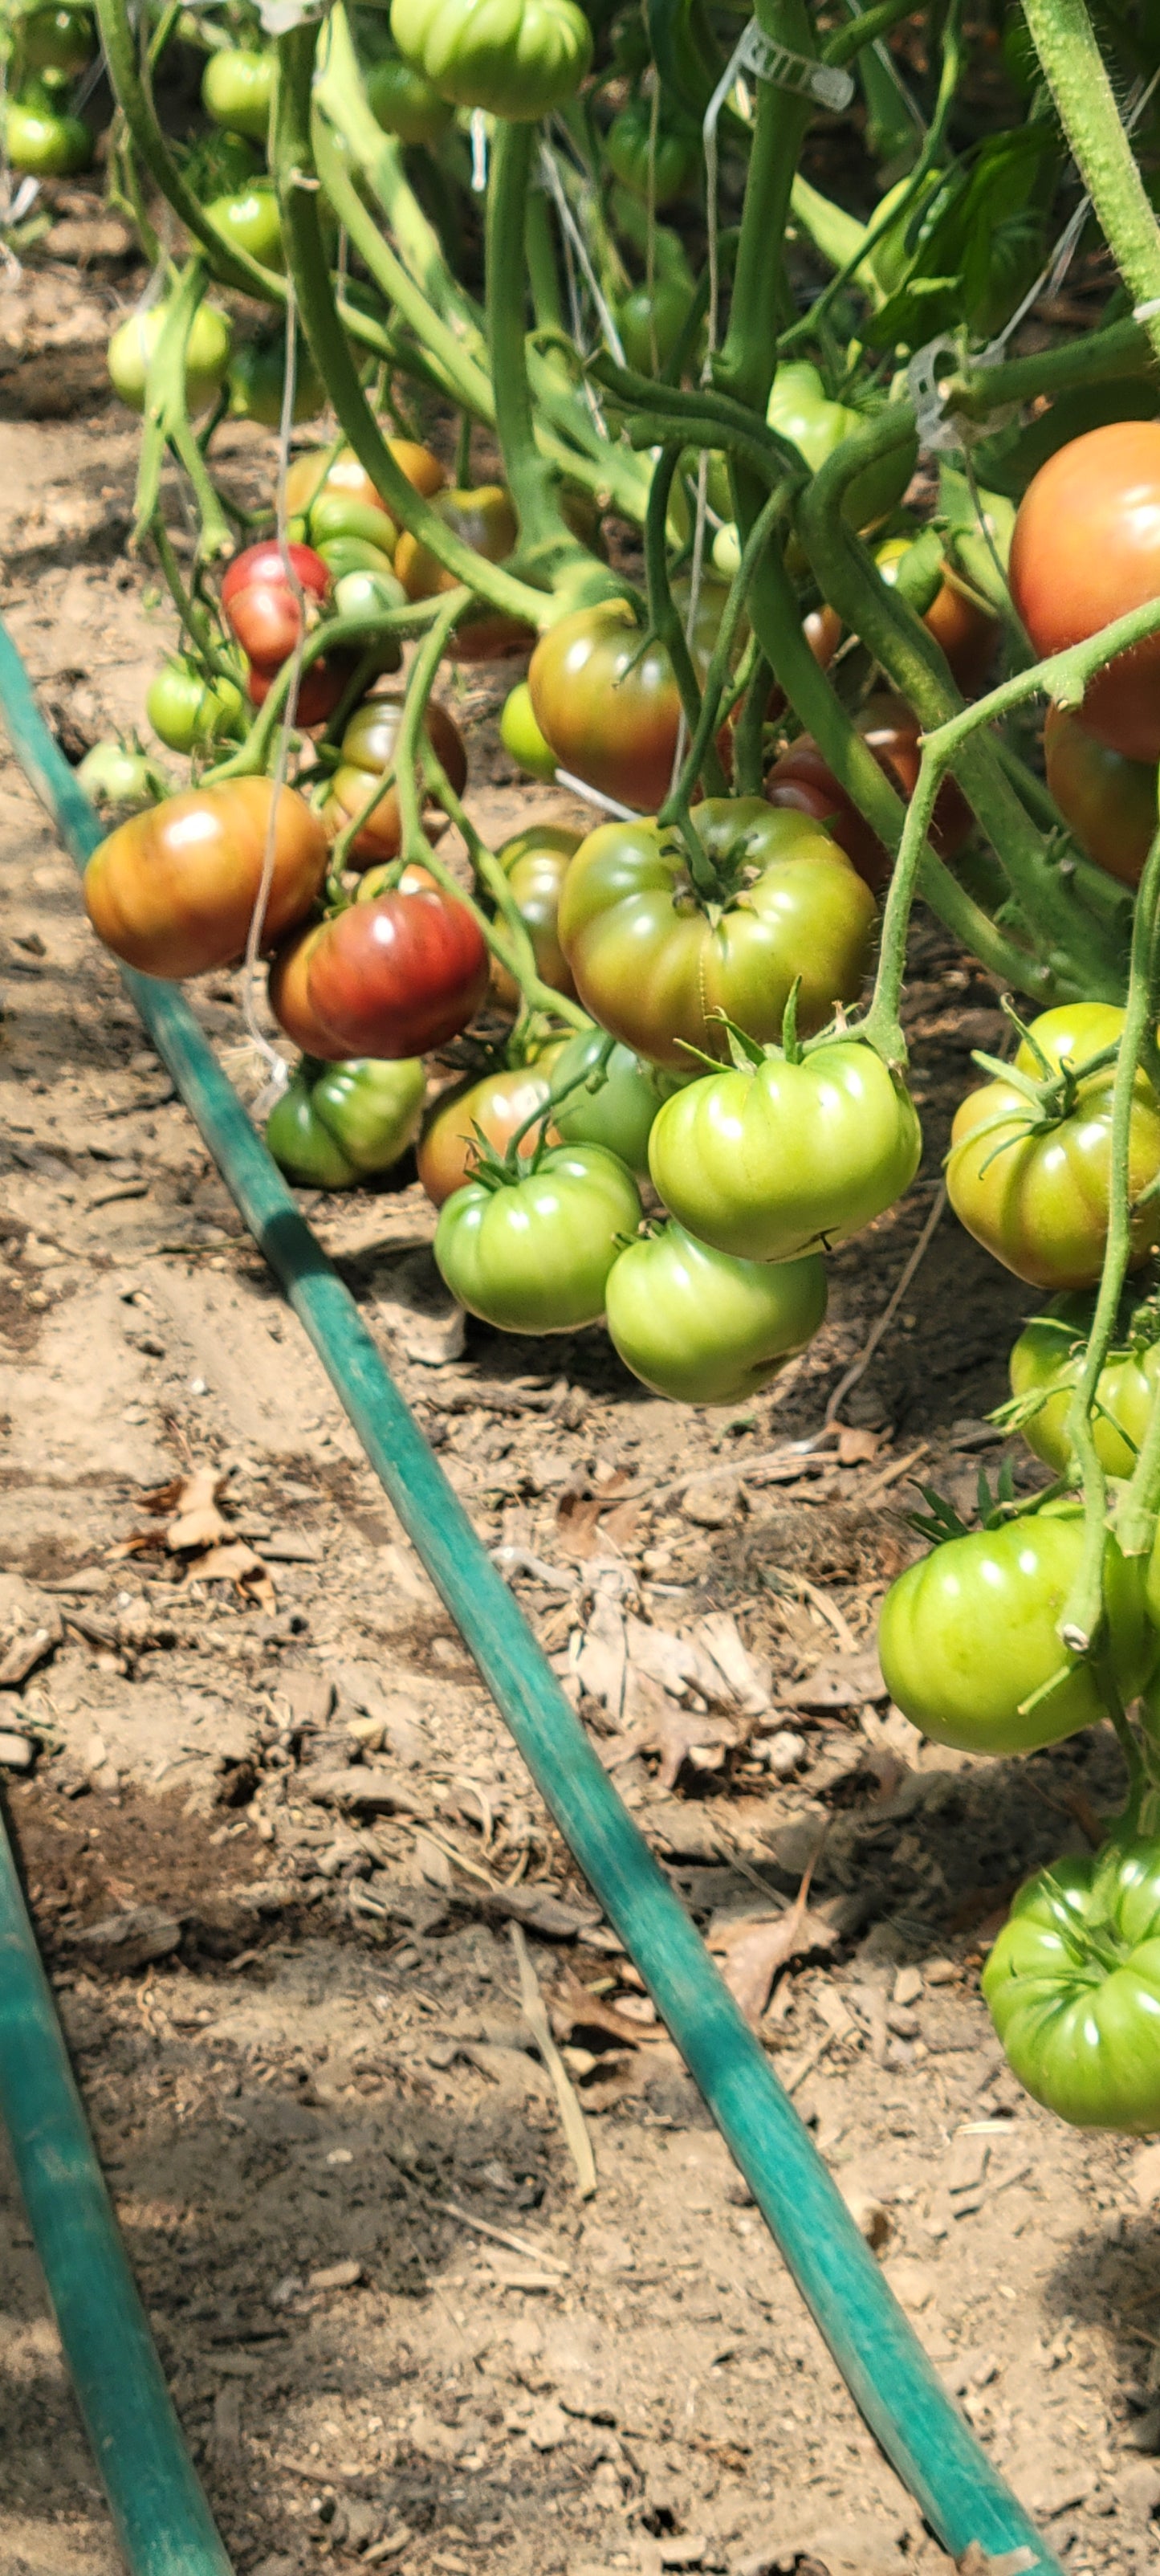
[395,487,531,661]
[606,1222,827,1406]
[489,821,580,1009]
[299,883,490,1058]
[294,492,397,561]
[321,693,467,868]
[84,780,328,980]
[765,692,972,891]
[527,589,736,814]
[557,801,877,1068]
[876,536,1000,695]
[649,1037,922,1262]
[417,1056,563,1206]
[245,652,360,727]
[1008,1287,1160,1480]
[551,1027,676,1175]
[1044,703,1158,889]
[221,540,332,672]
[283,441,444,545]
[267,923,346,1061]
[107,301,232,415]
[146,660,245,755]
[435,1145,641,1334]
[983,1840,1160,2130]
[878,1506,1154,1757]
[947,1001,1160,1290]
[201,47,275,141]
[267,1054,425,1188]
[1009,423,1160,764]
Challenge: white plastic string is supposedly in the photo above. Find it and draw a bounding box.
[242,283,306,1112]
[470,109,488,193]
[553,767,643,819]
[538,141,626,364]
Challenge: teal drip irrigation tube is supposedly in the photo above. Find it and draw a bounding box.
[0,609,1063,2576]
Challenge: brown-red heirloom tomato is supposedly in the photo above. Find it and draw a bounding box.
[766,692,971,892]
[1009,422,1160,764]
[303,884,490,1058]
[322,694,467,868]
[556,799,876,1069]
[246,651,358,726]
[394,487,531,660]
[1044,702,1159,889]
[528,593,729,812]
[221,540,331,672]
[268,923,349,1061]
[84,780,328,980]
[489,820,580,1008]
[417,1054,563,1206]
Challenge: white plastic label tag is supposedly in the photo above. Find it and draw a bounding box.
[735,25,854,112]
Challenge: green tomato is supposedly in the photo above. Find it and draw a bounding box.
[201,47,275,143]
[145,661,245,756]
[267,1074,360,1189]
[606,1221,827,1406]
[390,0,592,120]
[604,99,698,206]
[500,680,557,783]
[204,183,283,271]
[309,1055,426,1175]
[1008,1289,1160,1479]
[227,336,324,427]
[649,1037,922,1263]
[615,275,696,377]
[4,86,91,173]
[366,55,454,141]
[107,301,233,415]
[315,536,400,585]
[551,1028,675,1176]
[877,1506,1154,1757]
[77,740,158,809]
[767,361,917,532]
[983,1840,1160,2130]
[18,4,95,75]
[299,491,397,557]
[333,565,409,623]
[435,1143,642,1335]
[712,522,741,577]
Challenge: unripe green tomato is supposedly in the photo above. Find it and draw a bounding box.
[1008,1292,1160,1481]
[307,492,398,557]
[77,740,158,809]
[333,565,409,622]
[205,182,284,271]
[201,47,275,143]
[500,680,557,782]
[3,88,91,173]
[390,0,593,120]
[227,336,324,427]
[767,361,917,532]
[267,1074,360,1188]
[551,1027,675,1176]
[19,4,95,76]
[615,276,696,377]
[435,1143,642,1334]
[366,55,454,141]
[606,1221,828,1405]
[604,98,698,206]
[107,301,233,414]
[145,661,245,755]
[310,1055,426,1174]
[712,522,740,577]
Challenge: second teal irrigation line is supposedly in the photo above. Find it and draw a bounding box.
[0,610,1063,2576]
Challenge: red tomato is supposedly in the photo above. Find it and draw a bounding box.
[84,779,328,980]
[221,540,331,671]
[766,693,971,891]
[267,921,348,1061]
[417,1057,563,1206]
[246,651,358,726]
[1044,702,1158,889]
[1009,422,1160,763]
[924,573,999,696]
[322,693,468,867]
[303,884,490,1057]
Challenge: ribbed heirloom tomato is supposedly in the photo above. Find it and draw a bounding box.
[267,1057,425,1189]
[1008,1289,1160,1478]
[322,695,467,867]
[556,801,876,1068]
[1044,703,1158,889]
[417,1058,562,1207]
[435,1146,641,1335]
[297,883,490,1058]
[947,1002,1160,1289]
[605,1223,827,1406]
[267,924,344,1061]
[84,780,328,980]
[877,1507,1154,1756]
[1010,422,1160,764]
[983,1841,1160,2130]
[527,592,729,812]
[489,821,580,1008]
[146,660,244,755]
[390,0,593,119]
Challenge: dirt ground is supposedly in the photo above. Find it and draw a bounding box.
[5,220,1160,2576]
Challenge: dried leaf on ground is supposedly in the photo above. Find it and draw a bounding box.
[572,1592,629,1722]
[189,1541,275,1610]
[691,1612,771,1716]
[709,1830,832,2022]
[836,1425,880,1465]
[785,1649,887,1712]
[633,1692,739,1794]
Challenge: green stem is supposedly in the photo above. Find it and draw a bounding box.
[715,0,814,412]
[1021,0,1160,371]
[645,451,727,805]
[946,316,1154,421]
[206,604,445,782]
[93,0,287,305]
[660,479,796,822]
[311,111,496,422]
[485,121,594,589]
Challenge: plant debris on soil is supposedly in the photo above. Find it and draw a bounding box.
[6,204,1160,2576]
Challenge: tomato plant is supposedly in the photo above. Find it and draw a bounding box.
[77,740,159,809]
[1010,423,1160,764]
[765,693,972,892]
[389,0,593,119]
[767,363,917,531]
[604,99,698,205]
[205,182,285,271]
[1008,1289,1160,1479]
[435,1143,641,1332]
[298,882,490,1057]
[605,1221,827,1405]
[1043,703,1158,890]
[489,820,580,1008]
[983,1840,1160,2130]
[614,276,697,378]
[107,304,232,414]
[267,1054,425,1188]
[245,651,359,727]
[557,801,876,1067]
[20,5,95,75]
[551,1027,674,1174]
[228,335,324,428]
[201,47,275,142]
[322,693,467,866]
[417,1056,562,1205]
[649,1037,922,1262]
[145,659,245,754]
[83,780,328,980]
[221,541,332,673]
[877,1506,1153,1755]
[947,1002,1160,1290]
[267,924,348,1062]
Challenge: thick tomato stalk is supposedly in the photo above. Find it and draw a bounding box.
[1009,422,1160,764]
[983,1840,1160,2130]
[322,694,468,868]
[282,882,490,1059]
[434,1145,642,1335]
[605,1222,827,1406]
[417,1054,564,1208]
[84,779,328,980]
[947,1002,1160,1290]
[877,1506,1154,1757]
[556,801,877,1069]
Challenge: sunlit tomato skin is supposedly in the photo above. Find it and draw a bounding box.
[1010,423,1160,764]
[246,653,357,728]
[267,1054,426,1187]
[551,1028,675,1176]
[1044,702,1158,889]
[500,680,557,781]
[77,740,158,810]
[221,541,332,671]
[556,801,877,1069]
[766,693,971,892]
[878,1509,1154,1759]
[434,1146,642,1335]
[267,1074,361,1188]
[649,1039,922,1263]
[605,1222,827,1407]
[489,821,580,1009]
[390,0,592,121]
[767,363,917,532]
[528,593,730,813]
[395,487,530,661]
[367,55,454,140]
[201,47,274,141]
[983,1842,1160,2131]
[322,694,467,867]
[205,182,283,270]
[268,923,348,1062]
[303,885,490,1058]
[947,1002,1160,1290]
[107,302,231,415]
[417,1058,563,1207]
[145,660,245,754]
[1009,1289,1160,1480]
[3,88,91,173]
[84,780,328,981]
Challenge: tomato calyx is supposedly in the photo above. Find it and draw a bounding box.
[907,1456,1024,1547]
[467,1031,620,1187]
[954,1026,1129,1184]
